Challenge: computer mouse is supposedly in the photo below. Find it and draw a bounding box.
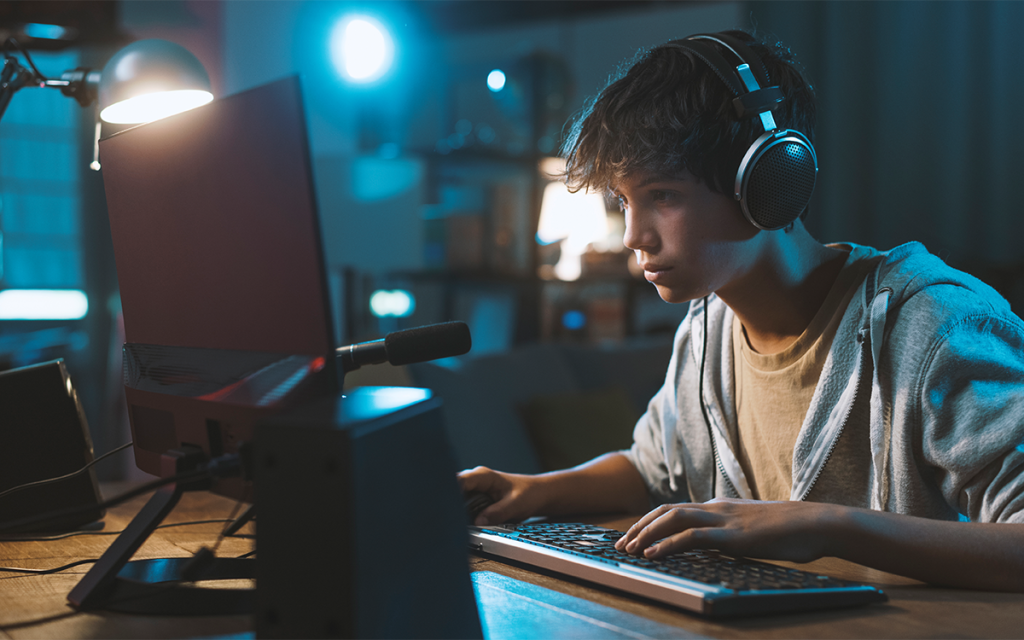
[464,491,494,521]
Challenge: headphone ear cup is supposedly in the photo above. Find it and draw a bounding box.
[736,131,818,230]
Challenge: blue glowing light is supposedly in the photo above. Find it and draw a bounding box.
[24,23,67,40]
[339,386,432,422]
[487,69,506,92]
[0,289,88,320]
[370,289,415,318]
[562,310,586,331]
[330,16,394,83]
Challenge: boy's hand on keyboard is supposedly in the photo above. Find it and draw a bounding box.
[458,466,545,526]
[614,499,841,564]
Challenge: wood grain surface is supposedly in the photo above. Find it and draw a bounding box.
[3,490,1023,639]
[0,483,254,640]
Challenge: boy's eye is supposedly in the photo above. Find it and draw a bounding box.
[650,190,674,203]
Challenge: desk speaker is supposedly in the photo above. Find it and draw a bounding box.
[255,387,482,639]
[0,359,104,532]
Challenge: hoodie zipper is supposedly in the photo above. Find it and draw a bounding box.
[708,422,739,499]
[698,297,739,500]
[796,327,867,502]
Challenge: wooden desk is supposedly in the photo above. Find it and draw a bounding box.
[2,488,1023,639]
[0,484,255,639]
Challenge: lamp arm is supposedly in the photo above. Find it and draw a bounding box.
[52,69,101,108]
[0,38,99,122]
[0,54,39,121]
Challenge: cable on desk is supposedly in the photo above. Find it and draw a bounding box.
[0,452,241,533]
[180,495,248,582]
[0,521,258,575]
[0,559,247,633]
[0,518,239,542]
[0,515,259,573]
[0,458,252,633]
[0,441,134,503]
[0,558,98,575]
[0,469,204,533]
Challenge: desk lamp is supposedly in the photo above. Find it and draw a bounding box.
[0,37,212,167]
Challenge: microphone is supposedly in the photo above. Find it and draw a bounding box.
[337,321,471,372]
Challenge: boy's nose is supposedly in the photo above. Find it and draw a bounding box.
[623,211,657,252]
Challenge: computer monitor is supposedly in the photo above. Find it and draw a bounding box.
[101,76,338,500]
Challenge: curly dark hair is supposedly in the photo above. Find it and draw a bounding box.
[561,30,816,197]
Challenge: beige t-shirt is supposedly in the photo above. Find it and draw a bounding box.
[732,249,876,501]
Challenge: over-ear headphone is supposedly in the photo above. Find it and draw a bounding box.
[667,33,817,231]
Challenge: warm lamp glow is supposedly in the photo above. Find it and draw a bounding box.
[536,177,609,281]
[98,40,213,126]
[100,89,213,124]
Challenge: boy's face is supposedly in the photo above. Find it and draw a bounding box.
[614,170,761,304]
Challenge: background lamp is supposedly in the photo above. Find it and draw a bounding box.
[1,37,212,126]
[536,158,610,282]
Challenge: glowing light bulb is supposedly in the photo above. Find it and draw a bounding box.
[487,69,506,92]
[331,16,394,83]
[370,289,415,318]
[100,89,213,124]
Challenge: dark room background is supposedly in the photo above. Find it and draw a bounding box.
[1,0,1022,478]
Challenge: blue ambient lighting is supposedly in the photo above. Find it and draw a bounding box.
[24,23,68,40]
[330,15,394,83]
[562,310,586,331]
[339,386,432,423]
[0,289,88,320]
[487,69,506,92]
[370,289,415,318]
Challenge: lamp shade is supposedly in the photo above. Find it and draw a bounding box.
[98,39,213,124]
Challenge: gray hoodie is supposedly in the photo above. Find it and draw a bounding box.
[625,242,1024,524]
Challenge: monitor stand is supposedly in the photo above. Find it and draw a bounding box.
[67,447,254,615]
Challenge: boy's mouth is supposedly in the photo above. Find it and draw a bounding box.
[641,264,672,282]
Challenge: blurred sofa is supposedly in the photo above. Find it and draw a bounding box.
[400,337,674,474]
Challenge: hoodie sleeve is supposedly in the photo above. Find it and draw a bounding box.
[623,319,691,506]
[916,308,1024,524]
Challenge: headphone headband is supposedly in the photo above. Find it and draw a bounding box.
[667,35,783,127]
[690,33,772,88]
[665,37,747,96]
[663,32,818,230]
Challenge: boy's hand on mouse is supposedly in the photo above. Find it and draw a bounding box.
[613,499,841,564]
[458,466,545,526]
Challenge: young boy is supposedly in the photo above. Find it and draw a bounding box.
[459,31,1024,591]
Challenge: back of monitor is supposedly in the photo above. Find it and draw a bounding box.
[100,77,338,489]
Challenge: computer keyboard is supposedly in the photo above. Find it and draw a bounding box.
[468,522,887,617]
